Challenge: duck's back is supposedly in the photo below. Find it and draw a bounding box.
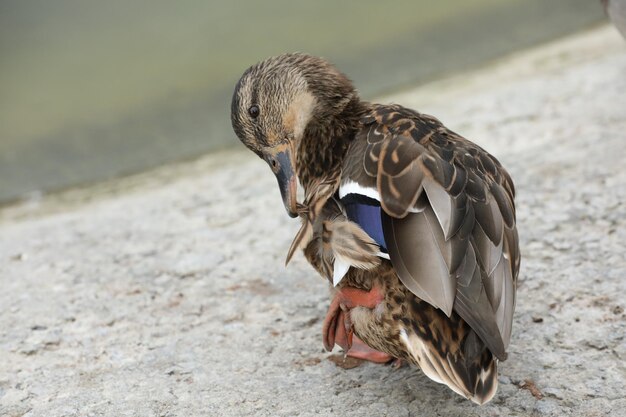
[336,103,519,404]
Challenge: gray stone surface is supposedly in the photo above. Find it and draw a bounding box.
[1,26,625,417]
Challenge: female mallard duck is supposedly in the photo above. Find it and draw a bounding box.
[230,53,519,405]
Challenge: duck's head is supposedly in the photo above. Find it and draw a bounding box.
[230,53,357,218]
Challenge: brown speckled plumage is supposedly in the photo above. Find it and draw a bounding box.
[231,53,519,405]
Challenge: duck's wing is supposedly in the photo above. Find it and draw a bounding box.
[339,104,519,360]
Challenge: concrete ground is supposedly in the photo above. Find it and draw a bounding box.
[1,25,625,417]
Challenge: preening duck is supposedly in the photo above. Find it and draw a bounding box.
[231,53,520,405]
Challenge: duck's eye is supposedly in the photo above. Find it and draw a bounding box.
[248,105,260,119]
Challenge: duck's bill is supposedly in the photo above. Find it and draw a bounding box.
[271,146,298,218]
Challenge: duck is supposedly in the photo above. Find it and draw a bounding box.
[230,53,519,405]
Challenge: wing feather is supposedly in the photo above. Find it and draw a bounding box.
[342,104,519,360]
[382,205,456,316]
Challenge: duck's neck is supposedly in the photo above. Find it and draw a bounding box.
[297,97,369,193]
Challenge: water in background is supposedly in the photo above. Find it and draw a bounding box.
[0,0,604,204]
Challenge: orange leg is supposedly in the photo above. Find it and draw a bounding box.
[322,285,394,364]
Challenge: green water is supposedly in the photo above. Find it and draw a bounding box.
[0,0,604,203]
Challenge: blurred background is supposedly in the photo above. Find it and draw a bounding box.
[0,0,604,205]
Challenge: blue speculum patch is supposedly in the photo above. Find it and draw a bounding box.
[342,195,387,252]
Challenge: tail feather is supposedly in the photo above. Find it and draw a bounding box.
[400,328,499,405]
